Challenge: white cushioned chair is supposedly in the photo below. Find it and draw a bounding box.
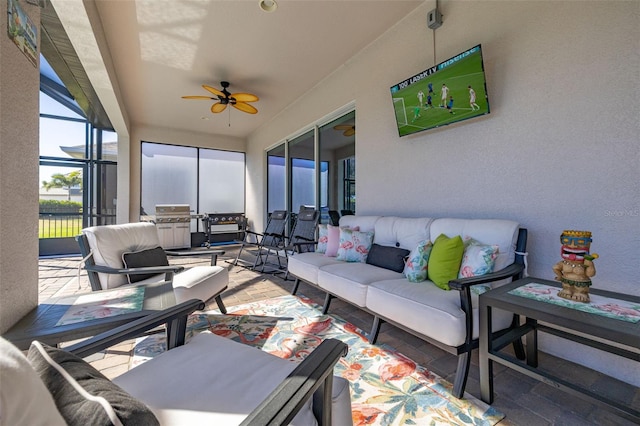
[77,222,228,311]
[0,300,352,425]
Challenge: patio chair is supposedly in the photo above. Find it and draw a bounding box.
[1,299,352,425]
[77,222,228,313]
[328,210,341,226]
[260,209,320,277]
[229,210,288,270]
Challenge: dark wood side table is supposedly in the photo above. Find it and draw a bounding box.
[479,277,640,423]
[3,281,176,350]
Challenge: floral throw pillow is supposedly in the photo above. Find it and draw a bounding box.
[458,237,499,279]
[316,224,328,254]
[403,240,433,282]
[336,228,374,262]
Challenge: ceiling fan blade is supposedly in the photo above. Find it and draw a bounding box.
[232,102,258,114]
[344,128,356,137]
[211,102,227,113]
[333,124,352,130]
[203,84,225,97]
[182,95,215,100]
[231,92,259,102]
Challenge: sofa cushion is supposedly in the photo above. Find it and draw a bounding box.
[458,238,499,278]
[27,341,159,426]
[122,246,169,283]
[429,218,519,273]
[403,240,433,282]
[366,243,410,273]
[0,337,66,426]
[318,262,402,307]
[336,228,374,262]
[366,279,514,347]
[428,234,464,290]
[372,217,433,251]
[83,222,162,289]
[287,252,343,285]
[113,332,318,425]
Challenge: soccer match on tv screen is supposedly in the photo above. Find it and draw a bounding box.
[390,45,490,137]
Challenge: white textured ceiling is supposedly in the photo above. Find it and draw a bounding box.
[90,0,423,139]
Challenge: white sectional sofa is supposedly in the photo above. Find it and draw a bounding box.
[288,215,528,398]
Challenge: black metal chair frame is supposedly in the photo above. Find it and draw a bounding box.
[260,210,320,277]
[64,299,348,426]
[229,210,289,271]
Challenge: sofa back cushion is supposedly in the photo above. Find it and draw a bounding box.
[338,215,380,233]
[373,217,433,251]
[83,222,163,289]
[429,219,519,272]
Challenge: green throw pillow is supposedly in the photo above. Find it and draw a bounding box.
[428,234,464,290]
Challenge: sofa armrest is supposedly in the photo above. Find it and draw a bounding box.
[65,299,205,358]
[448,263,524,290]
[241,338,348,426]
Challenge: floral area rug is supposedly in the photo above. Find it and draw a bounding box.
[132,295,504,425]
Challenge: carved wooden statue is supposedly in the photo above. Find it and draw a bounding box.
[553,230,598,303]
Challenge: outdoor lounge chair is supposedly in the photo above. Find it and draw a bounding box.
[229,210,288,271]
[77,222,228,312]
[0,299,351,425]
[257,209,320,278]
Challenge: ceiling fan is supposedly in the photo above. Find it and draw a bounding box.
[182,81,259,114]
[333,124,355,137]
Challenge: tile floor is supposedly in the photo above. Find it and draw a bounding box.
[37,247,639,425]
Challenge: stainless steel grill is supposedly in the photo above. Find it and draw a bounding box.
[155,204,191,249]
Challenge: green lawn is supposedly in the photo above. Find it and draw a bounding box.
[39,217,82,238]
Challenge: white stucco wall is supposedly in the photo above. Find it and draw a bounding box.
[247,1,640,385]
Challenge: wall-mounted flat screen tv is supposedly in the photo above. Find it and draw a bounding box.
[390,44,489,137]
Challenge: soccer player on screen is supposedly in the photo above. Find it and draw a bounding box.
[468,85,479,111]
[428,82,433,94]
[426,94,433,108]
[417,90,425,109]
[411,104,421,122]
[447,96,455,114]
[440,84,449,107]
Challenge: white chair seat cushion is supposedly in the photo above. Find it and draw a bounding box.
[287,253,343,285]
[172,266,228,304]
[318,263,403,307]
[366,279,513,347]
[113,333,317,425]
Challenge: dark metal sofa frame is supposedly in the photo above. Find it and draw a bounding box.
[291,228,528,399]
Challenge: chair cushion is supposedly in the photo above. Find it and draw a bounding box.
[27,341,159,426]
[122,246,169,283]
[0,337,66,426]
[366,243,410,273]
[287,252,343,285]
[113,332,317,425]
[172,266,229,304]
[83,222,163,289]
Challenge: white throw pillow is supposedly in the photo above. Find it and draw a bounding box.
[0,337,66,426]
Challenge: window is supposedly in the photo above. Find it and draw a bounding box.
[140,142,245,230]
[266,109,355,224]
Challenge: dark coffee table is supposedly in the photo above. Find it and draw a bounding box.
[479,277,639,422]
[3,281,176,350]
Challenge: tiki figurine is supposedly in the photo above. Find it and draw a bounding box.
[552,230,598,303]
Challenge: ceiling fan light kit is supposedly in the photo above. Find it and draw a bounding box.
[182,81,259,115]
[259,0,277,12]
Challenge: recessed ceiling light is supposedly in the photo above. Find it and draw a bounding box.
[259,0,277,12]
